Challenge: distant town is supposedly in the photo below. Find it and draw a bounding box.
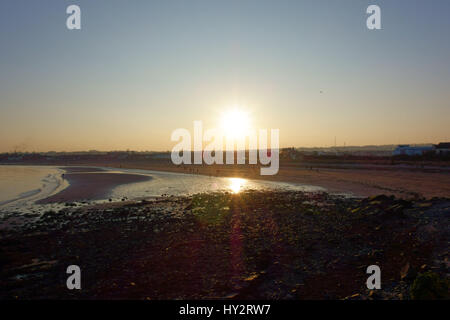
[1,142,449,164]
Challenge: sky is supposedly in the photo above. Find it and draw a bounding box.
[0,0,449,152]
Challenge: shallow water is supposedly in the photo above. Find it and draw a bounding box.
[110,167,325,198]
[0,165,325,214]
[0,166,68,206]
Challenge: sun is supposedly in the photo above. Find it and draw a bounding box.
[220,108,251,140]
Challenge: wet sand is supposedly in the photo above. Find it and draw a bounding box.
[37,168,151,204]
[5,161,450,200]
[94,162,450,199]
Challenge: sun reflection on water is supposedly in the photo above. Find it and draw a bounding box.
[228,178,246,194]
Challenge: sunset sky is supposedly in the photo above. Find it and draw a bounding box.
[0,0,449,152]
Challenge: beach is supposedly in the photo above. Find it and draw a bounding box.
[44,160,450,199]
[0,165,327,210]
[3,158,449,200]
[135,163,450,199]
[0,163,448,300]
[0,190,448,299]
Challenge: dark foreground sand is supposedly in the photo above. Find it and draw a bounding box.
[37,167,151,204]
[0,191,448,300]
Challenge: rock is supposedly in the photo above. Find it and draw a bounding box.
[383,201,411,218]
[369,249,384,259]
[244,273,260,282]
[224,292,239,299]
[368,194,393,202]
[400,262,417,281]
[368,290,379,299]
[344,293,363,300]
[410,272,449,300]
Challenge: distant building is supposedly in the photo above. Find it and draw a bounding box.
[148,152,171,159]
[393,145,435,156]
[281,148,299,160]
[434,142,450,155]
[7,155,23,161]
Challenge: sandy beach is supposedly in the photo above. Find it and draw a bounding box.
[0,163,448,300]
[2,154,450,201]
[158,164,450,199]
[0,164,448,300]
[42,160,450,199]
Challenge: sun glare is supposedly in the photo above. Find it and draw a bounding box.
[220,108,251,140]
[228,177,246,194]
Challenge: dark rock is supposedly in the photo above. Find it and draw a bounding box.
[368,194,394,202]
[410,272,449,300]
[400,262,417,281]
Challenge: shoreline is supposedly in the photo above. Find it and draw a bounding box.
[0,166,69,209]
[2,165,328,208]
[1,161,449,206]
[59,161,450,199]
